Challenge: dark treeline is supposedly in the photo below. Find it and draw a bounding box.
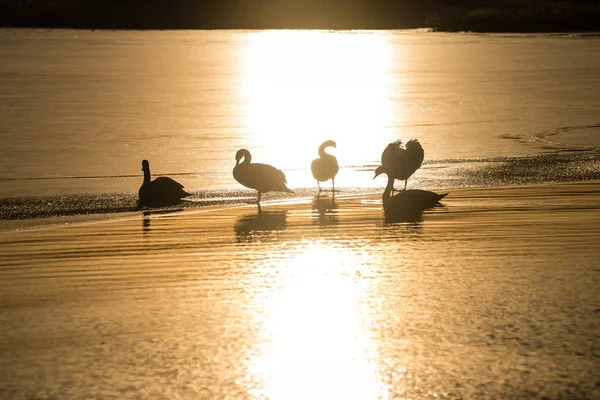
[427,0,600,32]
[0,0,599,32]
[0,0,428,29]
[76,0,428,29]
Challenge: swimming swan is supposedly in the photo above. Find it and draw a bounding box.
[381,139,424,191]
[233,149,293,204]
[311,140,339,192]
[139,160,191,206]
[375,165,447,222]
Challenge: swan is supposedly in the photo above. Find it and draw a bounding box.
[375,165,447,222]
[233,149,293,204]
[381,139,424,191]
[139,160,191,206]
[311,140,339,193]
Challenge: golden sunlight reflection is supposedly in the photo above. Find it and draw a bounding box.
[246,241,387,400]
[241,31,396,188]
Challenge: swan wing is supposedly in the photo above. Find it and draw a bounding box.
[139,176,190,204]
[381,140,407,178]
[381,140,403,168]
[382,139,424,180]
[234,163,292,193]
[405,139,424,178]
[153,176,185,191]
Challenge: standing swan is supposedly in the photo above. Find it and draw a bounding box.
[311,140,339,193]
[139,160,191,206]
[381,139,424,191]
[375,165,447,222]
[233,149,293,204]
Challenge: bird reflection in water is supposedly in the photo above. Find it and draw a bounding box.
[311,195,338,226]
[235,209,288,242]
[141,209,183,233]
[381,194,428,224]
[374,165,447,224]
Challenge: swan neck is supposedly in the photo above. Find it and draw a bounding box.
[143,166,151,183]
[241,151,251,165]
[318,143,329,158]
[382,174,394,202]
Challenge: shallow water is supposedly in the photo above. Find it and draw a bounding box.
[1,29,600,212]
[1,182,599,399]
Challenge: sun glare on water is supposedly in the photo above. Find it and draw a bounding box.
[241,31,395,188]
[244,241,387,400]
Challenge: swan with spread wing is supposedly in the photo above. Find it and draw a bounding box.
[381,139,424,191]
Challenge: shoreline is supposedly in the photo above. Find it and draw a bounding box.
[2,180,599,233]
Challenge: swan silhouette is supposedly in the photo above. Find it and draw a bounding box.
[139,160,191,206]
[375,165,447,222]
[233,149,293,204]
[381,139,424,191]
[311,140,339,193]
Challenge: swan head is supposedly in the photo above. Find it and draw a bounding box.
[235,149,251,165]
[374,165,390,179]
[142,159,149,171]
[318,140,337,156]
[322,140,336,149]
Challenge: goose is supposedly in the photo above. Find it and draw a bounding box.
[311,140,339,193]
[233,148,293,204]
[374,165,447,222]
[381,139,424,191]
[139,160,191,206]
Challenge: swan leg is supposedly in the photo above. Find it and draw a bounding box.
[256,191,262,204]
[317,181,322,193]
[404,179,408,191]
[332,179,336,200]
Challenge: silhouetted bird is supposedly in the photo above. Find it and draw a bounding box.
[381,139,424,191]
[139,160,191,206]
[233,149,293,204]
[375,165,447,222]
[311,140,339,193]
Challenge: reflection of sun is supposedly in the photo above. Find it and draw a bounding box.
[240,31,394,188]
[246,241,386,400]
